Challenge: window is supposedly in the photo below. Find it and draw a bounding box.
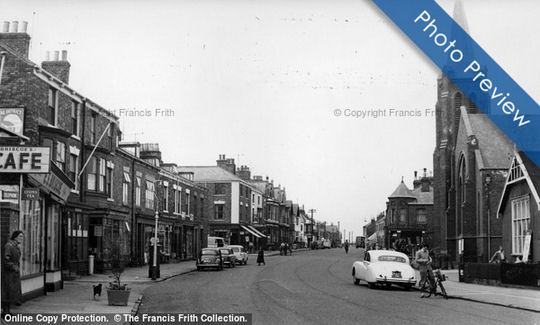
[90,113,97,144]
[163,184,169,212]
[122,172,130,205]
[87,157,97,190]
[55,141,66,171]
[71,101,79,136]
[69,154,79,190]
[186,192,191,215]
[145,180,155,209]
[135,177,141,206]
[399,208,406,223]
[98,158,106,192]
[512,196,530,255]
[46,204,60,270]
[417,209,427,223]
[21,200,42,275]
[47,88,57,126]
[106,163,113,198]
[215,204,224,219]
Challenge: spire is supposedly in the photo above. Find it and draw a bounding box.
[453,0,469,33]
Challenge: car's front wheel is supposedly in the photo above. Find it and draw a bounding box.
[353,277,360,285]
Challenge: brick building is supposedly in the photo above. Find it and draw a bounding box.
[384,171,433,256]
[0,21,121,299]
[432,2,514,263]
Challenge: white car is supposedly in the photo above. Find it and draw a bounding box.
[227,245,248,265]
[352,250,416,290]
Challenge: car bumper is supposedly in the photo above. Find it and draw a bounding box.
[375,277,416,284]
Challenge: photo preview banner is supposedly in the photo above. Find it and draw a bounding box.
[371,0,540,167]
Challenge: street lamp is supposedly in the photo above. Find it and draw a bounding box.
[151,209,159,280]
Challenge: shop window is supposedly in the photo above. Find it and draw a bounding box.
[20,200,42,276]
[87,157,97,191]
[512,196,530,255]
[47,204,60,270]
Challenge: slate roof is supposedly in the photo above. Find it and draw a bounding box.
[467,113,513,168]
[389,181,415,199]
[177,166,242,182]
[410,187,434,205]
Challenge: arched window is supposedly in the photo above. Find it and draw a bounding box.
[458,155,467,204]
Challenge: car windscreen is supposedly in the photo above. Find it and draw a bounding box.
[201,250,218,256]
[378,255,406,263]
[231,247,239,252]
[219,250,230,255]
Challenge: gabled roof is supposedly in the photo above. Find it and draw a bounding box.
[177,166,242,182]
[497,151,540,215]
[389,180,415,199]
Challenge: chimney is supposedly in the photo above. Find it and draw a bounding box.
[216,154,236,174]
[413,170,422,189]
[41,50,71,84]
[237,165,251,181]
[0,21,31,59]
[420,168,432,192]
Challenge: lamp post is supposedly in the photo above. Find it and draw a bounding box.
[151,210,159,280]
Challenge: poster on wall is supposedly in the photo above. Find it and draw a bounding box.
[0,107,24,135]
[522,232,532,263]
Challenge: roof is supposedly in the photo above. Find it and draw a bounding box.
[389,181,415,199]
[497,151,540,215]
[466,112,513,168]
[367,250,410,262]
[177,166,243,182]
[410,187,434,205]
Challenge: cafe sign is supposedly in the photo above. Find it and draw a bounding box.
[0,147,50,173]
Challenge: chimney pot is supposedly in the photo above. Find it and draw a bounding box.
[10,21,18,33]
[20,21,28,33]
[414,171,418,179]
[53,51,60,61]
[2,22,9,33]
[46,51,51,61]
[61,50,67,61]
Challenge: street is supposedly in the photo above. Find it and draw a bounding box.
[138,249,538,325]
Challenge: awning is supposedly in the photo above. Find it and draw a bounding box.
[241,225,261,238]
[247,225,268,238]
[367,233,377,242]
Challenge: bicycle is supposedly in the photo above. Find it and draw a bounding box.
[419,268,448,299]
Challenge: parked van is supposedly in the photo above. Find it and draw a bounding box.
[207,236,225,248]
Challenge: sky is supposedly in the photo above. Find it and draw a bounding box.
[1,0,539,240]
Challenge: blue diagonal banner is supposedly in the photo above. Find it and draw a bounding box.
[371,0,540,166]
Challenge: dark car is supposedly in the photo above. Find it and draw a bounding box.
[218,248,237,268]
[196,248,223,271]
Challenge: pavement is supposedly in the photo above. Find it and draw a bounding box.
[7,249,540,323]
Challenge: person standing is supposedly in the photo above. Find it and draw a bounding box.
[344,241,349,254]
[257,247,265,266]
[415,243,434,298]
[2,230,23,316]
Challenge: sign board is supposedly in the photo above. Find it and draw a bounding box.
[0,108,24,135]
[30,171,71,202]
[0,185,19,203]
[522,233,532,263]
[0,147,50,173]
[22,188,39,200]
